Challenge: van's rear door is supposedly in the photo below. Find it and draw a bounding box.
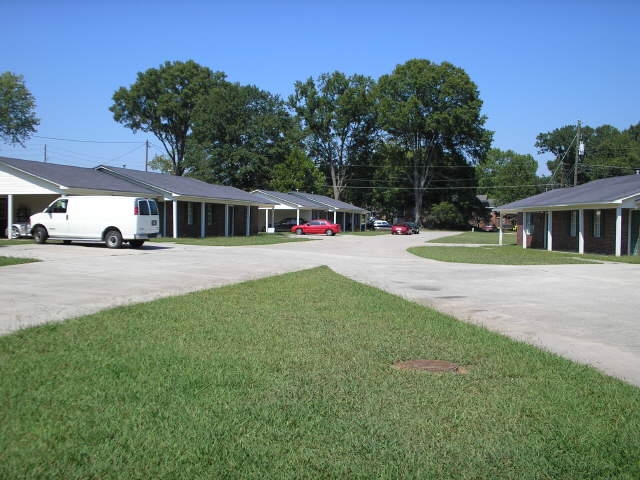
[136,199,160,237]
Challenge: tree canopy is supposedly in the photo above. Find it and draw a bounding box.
[476,148,539,205]
[290,71,377,201]
[0,72,40,146]
[536,122,640,185]
[110,60,225,176]
[189,83,295,190]
[376,59,492,222]
[269,148,326,193]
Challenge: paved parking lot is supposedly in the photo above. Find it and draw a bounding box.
[1,233,639,386]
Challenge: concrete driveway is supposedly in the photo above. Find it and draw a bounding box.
[1,232,639,387]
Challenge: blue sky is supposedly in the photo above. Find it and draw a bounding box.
[2,0,639,175]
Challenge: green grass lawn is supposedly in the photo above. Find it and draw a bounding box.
[0,239,33,246]
[429,230,517,245]
[1,267,638,478]
[0,256,38,267]
[409,244,604,265]
[150,233,311,246]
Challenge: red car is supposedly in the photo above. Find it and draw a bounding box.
[291,219,341,236]
[391,223,412,235]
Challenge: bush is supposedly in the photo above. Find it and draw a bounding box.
[425,201,465,228]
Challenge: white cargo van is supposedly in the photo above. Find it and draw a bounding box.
[30,196,160,248]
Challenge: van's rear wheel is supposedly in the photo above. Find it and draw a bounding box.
[105,229,123,249]
[129,240,145,248]
[33,226,48,244]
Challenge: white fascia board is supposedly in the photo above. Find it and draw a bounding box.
[499,201,622,213]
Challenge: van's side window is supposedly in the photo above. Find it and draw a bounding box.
[49,199,67,214]
[137,200,150,215]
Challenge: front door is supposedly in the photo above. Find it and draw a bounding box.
[631,211,640,255]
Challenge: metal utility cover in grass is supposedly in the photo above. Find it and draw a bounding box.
[392,360,461,373]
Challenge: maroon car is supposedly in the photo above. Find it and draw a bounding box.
[391,223,412,235]
[291,219,341,236]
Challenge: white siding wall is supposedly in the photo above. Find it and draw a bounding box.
[0,170,58,194]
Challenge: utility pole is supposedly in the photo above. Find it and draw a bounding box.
[145,139,149,172]
[44,144,47,163]
[573,120,582,186]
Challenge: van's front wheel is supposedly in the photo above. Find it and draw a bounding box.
[105,229,123,249]
[33,226,48,244]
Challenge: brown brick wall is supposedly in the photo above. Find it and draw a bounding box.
[516,208,629,255]
[159,201,258,237]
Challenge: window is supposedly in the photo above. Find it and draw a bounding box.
[570,211,577,237]
[593,210,603,238]
[149,200,158,215]
[48,199,67,214]
[525,213,534,234]
[187,202,193,225]
[207,205,213,225]
[137,200,150,215]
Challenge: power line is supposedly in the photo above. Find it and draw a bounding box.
[33,135,143,144]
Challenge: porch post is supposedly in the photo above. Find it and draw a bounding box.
[200,202,206,238]
[547,211,553,251]
[172,200,178,239]
[522,213,527,249]
[245,206,250,236]
[7,194,14,239]
[333,210,337,224]
[498,212,503,245]
[615,206,622,256]
[163,201,167,236]
[578,209,585,254]
[265,209,269,231]
[224,205,229,237]
[296,209,300,225]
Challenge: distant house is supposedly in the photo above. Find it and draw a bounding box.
[497,174,640,256]
[251,189,368,232]
[0,157,275,239]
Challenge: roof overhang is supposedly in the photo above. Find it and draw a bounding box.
[498,201,623,213]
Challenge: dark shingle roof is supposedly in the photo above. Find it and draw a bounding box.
[97,166,275,205]
[499,174,640,211]
[288,192,369,213]
[251,190,325,208]
[0,157,157,194]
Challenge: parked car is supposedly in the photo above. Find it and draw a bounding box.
[405,221,420,234]
[371,220,392,230]
[480,224,497,232]
[7,223,32,239]
[274,217,306,232]
[391,223,412,235]
[291,219,341,236]
[29,196,160,248]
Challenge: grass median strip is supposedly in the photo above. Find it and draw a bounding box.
[0,256,38,267]
[1,267,638,478]
[150,233,311,246]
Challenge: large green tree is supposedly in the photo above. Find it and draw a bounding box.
[376,59,492,223]
[289,71,377,201]
[476,148,539,205]
[110,60,225,176]
[0,72,39,146]
[189,83,295,189]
